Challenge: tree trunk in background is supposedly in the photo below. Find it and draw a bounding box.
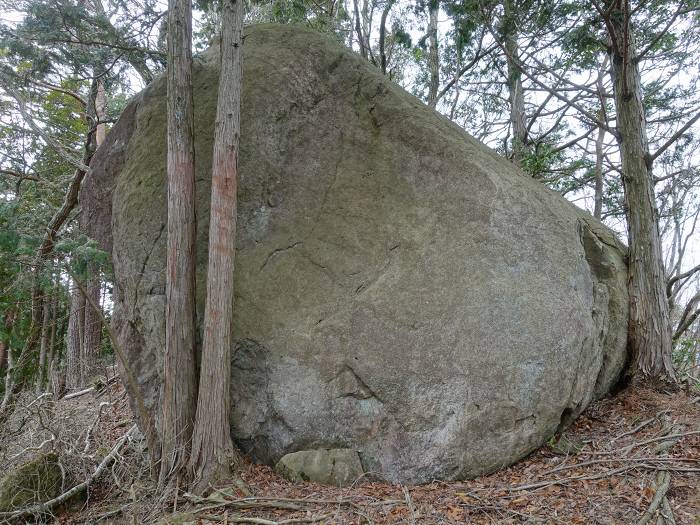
[378,0,396,75]
[427,0,439,107]
[0,309,15,372]
[0,309,17,410]
[160,0,198,486]
[189,0,244,492]
[503,0,527,165]
[81,75,106,384]
[47,278,59,390]
[66,282,85,388]
[353,0,367,59]
[82,263,102,382]
[37,293,51,391]
[1,346,14,410]
[608,3,675,380]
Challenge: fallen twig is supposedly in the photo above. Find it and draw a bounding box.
[402,486,417,524]
[638,470,671,525]
[63,386,96,400]
[199,513,334,524]
[611,410,670,443]
[541,456,699,476]
[0,425,138,521]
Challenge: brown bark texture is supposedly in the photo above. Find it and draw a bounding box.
[189,0,245,492]
[160,0,199,485]
[607,1,675,380]
[66,282,85,389]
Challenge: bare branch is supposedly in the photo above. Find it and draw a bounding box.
[650,110,700,163]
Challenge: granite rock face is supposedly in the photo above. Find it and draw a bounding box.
[86,24,629,484]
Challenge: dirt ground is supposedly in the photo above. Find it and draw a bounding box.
[2,376,698,524]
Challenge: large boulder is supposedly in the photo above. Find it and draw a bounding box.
[85,24,629,484]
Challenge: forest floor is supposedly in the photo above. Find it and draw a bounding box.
[2,373,698,525]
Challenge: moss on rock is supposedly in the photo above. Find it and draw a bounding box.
[0,453,63,511]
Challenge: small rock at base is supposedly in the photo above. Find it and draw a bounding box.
[275,449,364,487]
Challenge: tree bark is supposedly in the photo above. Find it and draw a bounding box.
[189,0,244,492]
[594,58,608,219]
[426,0,439,107]
[594,121,605,219]
[37,292,51,391]
[503,0,527,164]
[378,0,396,75]
[607,0,675,380]
[47,276,59,392]
[0,309,17,411]
[82,263,102,382]
[0,309,15,372]
[81,74,106,384]
[66,282,85,389]
[160,0,199,486]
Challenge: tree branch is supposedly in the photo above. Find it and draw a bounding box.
[650,110,700,163]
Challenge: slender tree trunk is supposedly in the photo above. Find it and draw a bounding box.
[594,122,605,219]
[0,309,17,411]
[353,0,367,59]
[594,58,608,219]
[0,309,15,372]
[1,345,14,410]
[427,0,440,107]
[95,79,107,145]
[81,74,106,384]
[82,263,102,383]
[47,277,59,389]
[608,3,675,380]
[503,0,527,164]
[37,293,51,392]
[160,0,198,486]
[378,0,396,75]
[66,282,85,388]
[189,0,244,492]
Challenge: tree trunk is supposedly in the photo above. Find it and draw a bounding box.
[0,309,17,411]
[427,0,440,107]
[81,74,106,384]
[378,0,396,75]
[0,309,15,372]
[503,0,527,164]
[189,0,244,492]
[47,277,59,391]
[66,282,85,388]
[1,344,14,411]
[160,0,199,486]
[82,263,102,383]
[353,0,367,59]
[594,58,608,219]
[37,293,51,391]
[608,3,675,380]
[95,79,107,145]
[594,122,605,219]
